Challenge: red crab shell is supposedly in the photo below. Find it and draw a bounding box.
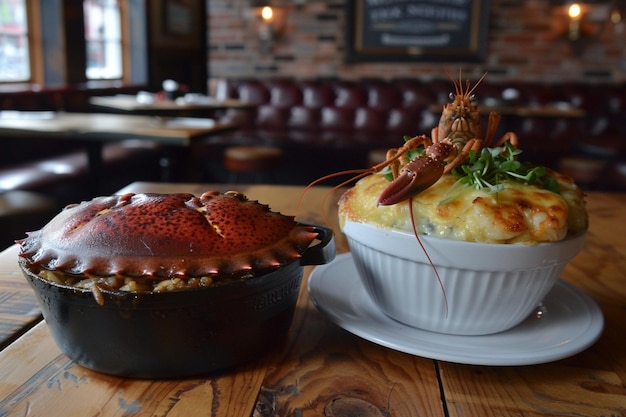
[17,191,319,279]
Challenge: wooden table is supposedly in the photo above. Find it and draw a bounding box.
[89,94,253,116]
[0,112,236,188]
[0,182,624,416]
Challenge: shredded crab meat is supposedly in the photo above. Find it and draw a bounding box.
[38,268,218,292]
[36,267,221,305]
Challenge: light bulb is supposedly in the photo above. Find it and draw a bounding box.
[568,3,582,20]
[261,6,273,22]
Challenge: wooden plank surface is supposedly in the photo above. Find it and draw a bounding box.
[1,183,623,416]
[0,321,268,417]
[251,289,445,417]
[0,244,41,350]
[0,274,444,416]
[0,183,445,416]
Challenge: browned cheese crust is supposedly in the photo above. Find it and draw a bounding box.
[338,172,588,244]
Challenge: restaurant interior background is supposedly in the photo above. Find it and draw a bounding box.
[0,0,625,248]
[209,0,626,82]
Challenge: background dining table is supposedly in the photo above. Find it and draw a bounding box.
[0,112,237,189]
[89,94,254,116]
[0,181,624,416]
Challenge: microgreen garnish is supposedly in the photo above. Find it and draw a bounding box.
[449,142,559,194]
[379,138,560,205]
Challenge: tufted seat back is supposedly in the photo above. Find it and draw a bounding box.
[215,78,443,147]
[213,77,626,171]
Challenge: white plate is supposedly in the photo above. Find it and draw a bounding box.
[308,253,604,366]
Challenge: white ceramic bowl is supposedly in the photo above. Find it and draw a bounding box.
[342,220,586,335]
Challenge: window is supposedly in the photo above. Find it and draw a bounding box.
[0,0,29,82]
[0,0,148,87]
[84,0,122,80]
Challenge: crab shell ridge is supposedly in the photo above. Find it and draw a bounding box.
[18,191,319,279]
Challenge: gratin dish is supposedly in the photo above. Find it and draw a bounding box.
[342,219,585,335]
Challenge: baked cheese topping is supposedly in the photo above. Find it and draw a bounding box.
[338,172,588,244]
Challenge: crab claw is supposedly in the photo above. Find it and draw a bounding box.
[377,157,446,206]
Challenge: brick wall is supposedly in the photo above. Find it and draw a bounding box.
[207,0,626,84]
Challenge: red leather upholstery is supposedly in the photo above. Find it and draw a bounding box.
[209,77,625,189]
[215,78,444,148]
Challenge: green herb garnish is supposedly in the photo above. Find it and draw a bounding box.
[450,142,559,194]
[378,139,559,204]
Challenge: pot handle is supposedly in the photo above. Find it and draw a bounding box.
[300,225,336,266]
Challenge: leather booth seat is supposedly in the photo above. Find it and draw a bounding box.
[0,140,162,204]
[201,78,625,189]
[212,78,439,148]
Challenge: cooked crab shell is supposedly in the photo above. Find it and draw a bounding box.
[18,191,319,280]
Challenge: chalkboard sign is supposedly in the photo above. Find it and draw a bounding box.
[346,0,490,62]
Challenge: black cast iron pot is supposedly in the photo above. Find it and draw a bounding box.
[20,225,335,378]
